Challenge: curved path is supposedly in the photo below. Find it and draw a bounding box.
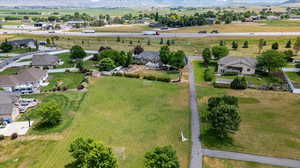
[188,58,202,168]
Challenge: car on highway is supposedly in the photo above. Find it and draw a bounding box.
[210,30,219,33]
[82,30,96,33]
[48,30,55,33]
[198,30,207,34]
[143,31,160,35]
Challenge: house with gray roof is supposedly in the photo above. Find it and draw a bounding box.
[0,91,20,122]
[7,39,35,49]
[218,56,257,75]
[32,54,60,69]
[134,51,161,68]
[0,68,48,94]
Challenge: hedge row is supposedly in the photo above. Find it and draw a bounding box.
[112,73,171,83]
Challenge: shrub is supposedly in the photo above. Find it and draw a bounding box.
[112,72,123,76]
[204,68,213,81]
[0,135,4,141]
[296,63,300,68]
[124,73,140,78]
[156,77,171,83]
[230,77,248,90]
[208,95,238,111]
[11,133,18,140]
[143,75,157,81]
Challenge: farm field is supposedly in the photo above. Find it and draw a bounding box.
[168,22,300,33]
[70,24,151,33]
[1,77,190,168]
[203,157,285,168]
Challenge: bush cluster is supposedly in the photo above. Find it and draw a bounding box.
[0,135,4,141]
[124,73,140,78]
[230,77,248,90]
[204,68,213,81]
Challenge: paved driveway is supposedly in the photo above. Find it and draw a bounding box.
[0,121,33,136]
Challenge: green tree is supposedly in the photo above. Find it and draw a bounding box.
[258,39,264,53]
[0,42,13,52]
[69,138,118,168]
[144,146,179,168]
[294,37,300,54]
[116,36,121,42]
[232,41,238,50]
[160,38,164,45]
[212,46,229,59]
[133,45,144,55]
[219,40,226,46]
[208,103,241,139]
[159,45,171,64]
[167,40,171,46]
[242,41,248,48]
[230,77,248,90]
[202,48,212,66]
[124,52,133,67]
[257,50,287,74]
[99,58,116,71]
[36,101,62,128]
[271,42,279,50]
[286,40,292,48]
[147,39,151,45]
[70,45,87,60]
[169,50,187,69]
[283,50,294,62]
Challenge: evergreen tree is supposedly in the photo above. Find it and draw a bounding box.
[285,40,292,48]
[242,41,249,48]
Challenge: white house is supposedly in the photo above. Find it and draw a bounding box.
[0,68,48,94]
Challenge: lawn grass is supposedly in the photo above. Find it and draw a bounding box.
[11,77,190,168]
[55,53,75,68]
[0,140,57,168]
[41,72,85,92]
[203,157,284,168]
[0,67,23,75]
[198,85,300,160]
[132,69,180,80]
[286,72,300,83]
[219,74,283,86]
[192,61,216,83]
[18,58,32,62]
[21,91,87,134]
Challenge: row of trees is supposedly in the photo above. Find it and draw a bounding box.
[68,138,180,168]
[202,46,229,66]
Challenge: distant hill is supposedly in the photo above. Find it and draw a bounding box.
[283,0,300,4]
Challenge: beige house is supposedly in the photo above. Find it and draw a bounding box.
[217,56,257,75]
[0,92,20,122]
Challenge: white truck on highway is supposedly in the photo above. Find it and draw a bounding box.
[82,30,96,33]
[143,31,160,35]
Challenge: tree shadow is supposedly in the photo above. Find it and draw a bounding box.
[200,129,234,149]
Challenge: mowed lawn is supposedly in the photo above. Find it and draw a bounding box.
[198,86,300,160]
[26,77,190,168]
[203,157,284,168]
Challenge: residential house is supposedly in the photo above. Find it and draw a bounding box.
[32,54,60,69]
[134,51,161,68]
[289,14,300,20]
[0,68,48,94]
[67,20,87,28]
[7,39,35,49]
[0,91,20,122]
[267,16,280,20]
[217,56,257,75]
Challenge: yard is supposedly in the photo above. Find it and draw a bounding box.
[203,157,284,168]
[286,72,300,83]
[55,53,75,68]
[1,77,190,168]
[41,72,85,92]
[198,85,300,160]
[131,68,181,80]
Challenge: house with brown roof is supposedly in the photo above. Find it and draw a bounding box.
[0,68,48,94]
[218,56,257,75]
[0,91,20,122]
[32,54,60,69]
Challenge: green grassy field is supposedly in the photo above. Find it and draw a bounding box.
[41,72,85,92]
[4,77,190,168]
[286,72,300,83]
[55,52,75,68]
[132,69,180,80]
[203,157,284,168]
[21,91,87,134]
